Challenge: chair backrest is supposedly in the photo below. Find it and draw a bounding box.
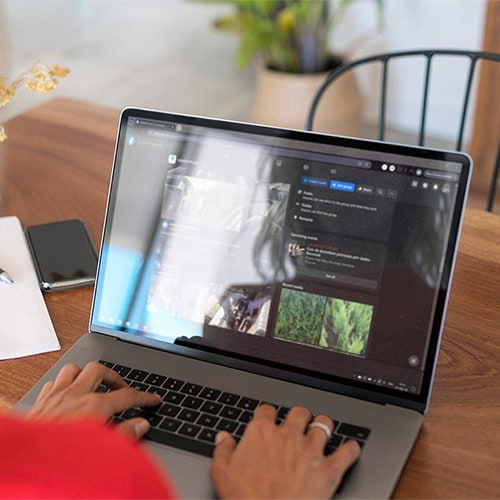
[305,49,500,212]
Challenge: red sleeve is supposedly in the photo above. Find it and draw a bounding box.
[0,412,178,499]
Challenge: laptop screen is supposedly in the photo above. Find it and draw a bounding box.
[91,109,470,405]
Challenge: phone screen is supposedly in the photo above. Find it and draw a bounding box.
[25,219,98,291]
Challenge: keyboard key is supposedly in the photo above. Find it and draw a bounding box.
[278,407,290,419]
[159,418,182,433]
[337,423,370,441]
[323,435,343,455]
[127,381,148,392]
[145,373,167,386]
[148,387,167,398]
[216,419,238,433]
[198,428,217,443]
[239,411,253,423]
[260,402,278,409]
[329,434,344,447]
[100,360,114,368]
[122,408,146,419]
[182,396,203,410]
[199,387,221,401]
[200,401,222,415]
[181,383,202,396]
[237,397,259,411]
[129,369,149,382]
[178,423,201,438]
[145,428,214,458]
[235,423,247,437]
[220,406,242,420]
[159,403,181,418]
[145,413,162,427]
[113,364,132,377]
[124,408,162,427]
[197,414,219,428]
[164,392,185,405]
[178,409,200,423]
[163,378,184,391]
[218,392,239,406]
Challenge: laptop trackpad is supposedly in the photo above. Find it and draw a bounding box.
[146,441,215,498]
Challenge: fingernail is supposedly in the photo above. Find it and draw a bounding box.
[134,419,151,438]
[215,431,229,445]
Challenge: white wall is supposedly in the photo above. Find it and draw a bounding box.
[0,0,488,145]
[0,1,253,123]
[332,0,488,144]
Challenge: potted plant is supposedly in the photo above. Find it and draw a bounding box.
[193,0,384,132]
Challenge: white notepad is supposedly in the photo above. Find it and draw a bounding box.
[0,216,60,359]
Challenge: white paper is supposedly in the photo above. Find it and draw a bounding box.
[0,216,60,359]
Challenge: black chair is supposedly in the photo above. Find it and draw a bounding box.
[305,49,500,212]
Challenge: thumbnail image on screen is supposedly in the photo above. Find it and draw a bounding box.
[274,287,373,357]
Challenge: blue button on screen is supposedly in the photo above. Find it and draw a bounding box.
[301,176,329,188]
[330,180,355,192]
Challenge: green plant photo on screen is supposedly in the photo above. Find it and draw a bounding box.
[320,297,372,356]
[275,288,326,346]
[275,288,372,357]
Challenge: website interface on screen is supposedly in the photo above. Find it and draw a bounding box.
[93,115,464,396]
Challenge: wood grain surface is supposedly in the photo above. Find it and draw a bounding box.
[0,98,118,412]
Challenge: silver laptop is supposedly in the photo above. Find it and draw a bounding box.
[17,109,471,498]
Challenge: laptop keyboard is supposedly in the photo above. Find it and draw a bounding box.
[100,360,370,458]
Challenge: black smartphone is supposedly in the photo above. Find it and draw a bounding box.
[25,219,98,291]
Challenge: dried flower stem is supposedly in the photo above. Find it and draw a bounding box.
[0,60,70,142]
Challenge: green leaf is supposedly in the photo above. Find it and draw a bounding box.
[190,0,385,72]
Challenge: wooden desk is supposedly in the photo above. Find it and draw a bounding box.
[1,98,499,498]
[0,98,117,411]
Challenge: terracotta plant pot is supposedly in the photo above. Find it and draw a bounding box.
[252,63,363,137]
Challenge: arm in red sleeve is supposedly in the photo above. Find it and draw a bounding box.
[0,413,178,499]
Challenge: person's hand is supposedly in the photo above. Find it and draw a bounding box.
[28,362,161,440]
[210,404,360,499]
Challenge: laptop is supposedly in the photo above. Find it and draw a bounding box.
[17,108,471,498]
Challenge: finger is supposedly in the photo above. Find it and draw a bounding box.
[306,416,334,447]
[282,405,313,433]
[98,365,130,391]
[71,362,128,394]
[114,417,151,441]
[326,440,361,480]
[252,403,278,422]
[96,387,161,416]
[35,380,55,403]
[51,364,82,390]
[212,431,237,465]
[339,439,361,462]
[210,432,237,493]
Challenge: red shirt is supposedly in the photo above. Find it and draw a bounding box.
[0,413,177,498]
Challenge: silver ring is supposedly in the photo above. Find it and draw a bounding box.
[307,421,332,440]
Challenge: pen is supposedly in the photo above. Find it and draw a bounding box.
[0,268,14,285]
